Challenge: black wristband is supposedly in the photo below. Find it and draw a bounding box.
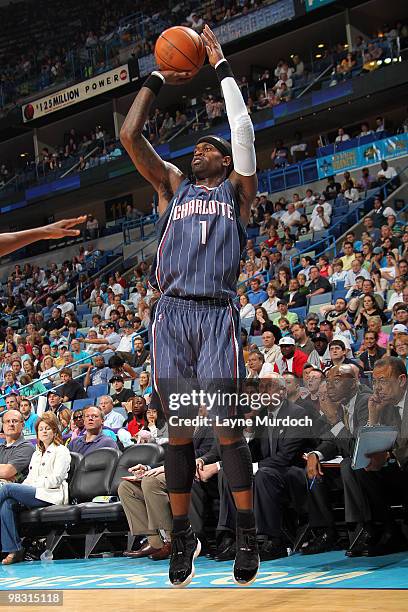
[215,59,234,82]
[144,72,165,96]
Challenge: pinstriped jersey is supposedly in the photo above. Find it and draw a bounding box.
[150,178,246,299]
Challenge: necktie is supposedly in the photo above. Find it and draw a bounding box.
[343,405,350,432]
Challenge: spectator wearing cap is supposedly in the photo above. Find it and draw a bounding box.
[98,395,126,429]
[291,323,315,356]
[116,323,139,364]
[307,267,332,298]
[82,323,121,352]
[274,337,309,378]
[68,406,118,456]
[307,333,330,370]
[248,278,268,306]
[390,324,408,344]
[281,239,300,266]
[271,301,298,326]
[110,375,135,410]
[45,389,65,416]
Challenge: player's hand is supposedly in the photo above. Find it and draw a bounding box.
[201,24,224,67]
[160,70,196,84]
[39,216,87,239]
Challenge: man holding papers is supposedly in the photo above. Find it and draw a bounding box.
[350,357,408,557]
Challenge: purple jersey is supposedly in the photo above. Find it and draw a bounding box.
[150,178,246,299]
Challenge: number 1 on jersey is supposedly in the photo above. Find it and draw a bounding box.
[199,220,207,245]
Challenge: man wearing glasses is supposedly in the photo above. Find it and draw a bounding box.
[0,411,34,485]
[68,406,118,457]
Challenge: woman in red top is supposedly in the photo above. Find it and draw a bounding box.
[263,227,279,249]
[317,255,333,278]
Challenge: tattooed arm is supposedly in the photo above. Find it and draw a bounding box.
[120,70,194,215]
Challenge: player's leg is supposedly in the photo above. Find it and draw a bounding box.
[198,303,259,585]
[150,297,200,587]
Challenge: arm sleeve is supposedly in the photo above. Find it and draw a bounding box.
[217,59,256,177]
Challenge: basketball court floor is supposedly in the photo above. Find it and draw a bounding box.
[1,551,407,611]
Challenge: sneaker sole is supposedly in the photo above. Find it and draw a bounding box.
[170,538,201,589]
[232,554,260,587]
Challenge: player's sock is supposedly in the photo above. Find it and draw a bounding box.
[237,509,256,530]
[173,514,190,534]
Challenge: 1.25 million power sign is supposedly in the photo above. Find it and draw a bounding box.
[22,65,130,123]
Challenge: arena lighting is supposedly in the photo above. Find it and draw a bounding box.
[317,43,324,48]
[384,58,392,64]
[377,60,383,66]
[344,44,348,49]
[315,53,322,58]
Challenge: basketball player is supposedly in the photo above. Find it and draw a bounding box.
[120,25,258,587]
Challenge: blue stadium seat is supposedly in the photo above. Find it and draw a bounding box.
[87,384,109,399]
[289,306,307,321]
[241,318,253,334]
[72,398,93,411]
[333,289,348,301]
[77,304,91,315]
[309,292,332,306]
[249,336,263,347]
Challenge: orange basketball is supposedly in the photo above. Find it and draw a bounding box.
[154,26,206,75]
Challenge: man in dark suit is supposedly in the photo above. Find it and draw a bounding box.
[303,364,371,554]
[350,356,408,556]
[248,373,310,559]
[284,279,307,309]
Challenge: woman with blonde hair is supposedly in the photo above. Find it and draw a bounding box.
[0,412,71,564]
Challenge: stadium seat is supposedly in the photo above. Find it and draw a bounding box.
[289,306,307,321]
[249,336,263,347]
[33,448,122,557]
[241,318,253,333]
[78,444,165,556]
[72,398,93,411]
[77,304,91,315]
[309,292,332,306]
[333,289,348,301]
[87,384,109,399]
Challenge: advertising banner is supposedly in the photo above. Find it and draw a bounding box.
[317,133,408,178]
[22,65,130,122]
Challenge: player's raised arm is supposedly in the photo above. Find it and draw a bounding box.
[120,69,194,212]
[201,25,257,223]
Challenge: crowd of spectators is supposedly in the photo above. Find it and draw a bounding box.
[0,0,271,114]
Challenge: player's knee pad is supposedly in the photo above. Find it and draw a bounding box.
[164,442,196,494]
[220,438,253,492]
